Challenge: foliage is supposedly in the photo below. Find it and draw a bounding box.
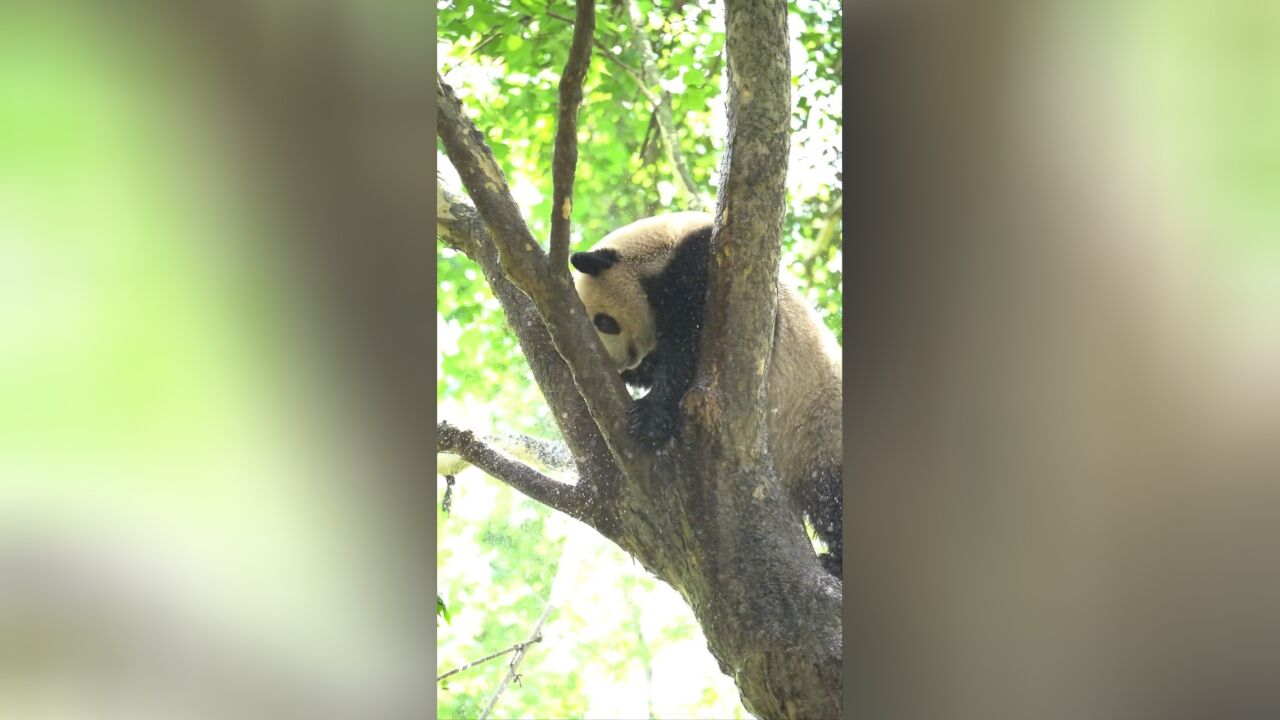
[436,472,576,718]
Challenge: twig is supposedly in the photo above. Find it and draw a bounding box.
[546,11,655,102]
[439,29,504,79]
[638,105,659,162]
[480,601,555,720]
[436,634,545,682]
[621,0,703,207]
[548,0,596,272]
[815,193,842,250]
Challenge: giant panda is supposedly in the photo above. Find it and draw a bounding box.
[570,211,843,578]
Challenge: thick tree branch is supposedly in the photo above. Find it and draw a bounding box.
[548,0,595,272]
[437,421,595,525]
[437,180,619,507]
[699,0,791,452]
[437,176,486,258]
[437,77,639,472]
[439,29,504,80]
[435,77,550,296]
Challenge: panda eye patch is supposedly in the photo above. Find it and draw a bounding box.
[593,313,621,335]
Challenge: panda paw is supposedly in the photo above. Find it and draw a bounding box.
[629,397,678,448]
[818,552,842,580]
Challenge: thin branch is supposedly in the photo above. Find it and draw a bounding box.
[439,29,504,80]
[547,7,705,209]
[493,432,576,472]
[638,105,659,162]
[436,634,544,682]
[547,11,655,103]
[436,432,576,477]
[480,601,555,720]
[438,421,596,525]
[815,193,843,250]
[548,0,596,272]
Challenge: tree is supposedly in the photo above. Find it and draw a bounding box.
[436,0,842,717]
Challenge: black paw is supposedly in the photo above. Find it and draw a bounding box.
[818,552,842,580]
[629,397,678,448]
[620,354,658,390]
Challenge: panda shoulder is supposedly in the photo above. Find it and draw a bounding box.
[778,276,842,356]
[598,212,715,271]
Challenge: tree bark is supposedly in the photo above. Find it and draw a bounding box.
[437,1,841,717]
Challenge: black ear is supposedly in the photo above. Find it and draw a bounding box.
[570,249,619,276]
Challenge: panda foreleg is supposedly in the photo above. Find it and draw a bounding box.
[628,348,696,448]
[630,393,679,447]
[620,354,658,390]
[629,225,709,449]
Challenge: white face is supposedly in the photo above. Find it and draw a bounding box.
[595,316,639,370]
[571,214,706,373]
[573,269,656,372]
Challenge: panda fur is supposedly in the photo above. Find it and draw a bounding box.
[570,212,843,578]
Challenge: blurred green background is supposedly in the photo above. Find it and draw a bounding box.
[1,1,432,717]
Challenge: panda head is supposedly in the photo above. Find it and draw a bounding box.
[571,246,657,372]
[571,212,712,371]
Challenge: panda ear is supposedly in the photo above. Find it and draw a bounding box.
[570,249,619,276]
